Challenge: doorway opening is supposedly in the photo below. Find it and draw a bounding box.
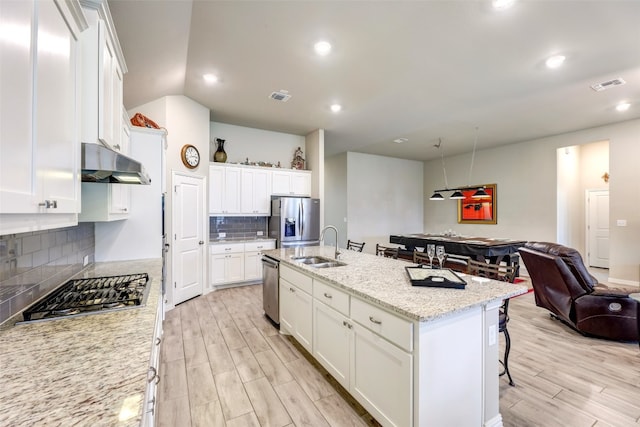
[556,140,609,270]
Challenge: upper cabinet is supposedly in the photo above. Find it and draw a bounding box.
[272,169,312,197]
[0,0,87,235]
[78,114,131,222]
[80,0,126,150]
[77,0,129,222]
[209,164,241,214]
[241,167,271,215]
[209,164,311,216]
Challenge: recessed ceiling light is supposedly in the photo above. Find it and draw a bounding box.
[545,55,566,69]
[330,104,342,113]
[492,0,515,10]
[616,102,631,112]
[393,138,408,144]
[203,73,218,84]
[314,40,332,56]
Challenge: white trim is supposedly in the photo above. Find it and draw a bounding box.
[608,277,640,287]
[484,413,504,427]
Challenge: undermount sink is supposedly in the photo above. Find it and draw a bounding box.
[291,256,347,268]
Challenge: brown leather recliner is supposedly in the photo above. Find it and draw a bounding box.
[519,242,638,341]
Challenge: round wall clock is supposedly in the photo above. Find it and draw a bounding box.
[181,144,200,169]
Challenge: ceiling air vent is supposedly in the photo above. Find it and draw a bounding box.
[590,78,626,92]
[269,90,291,102]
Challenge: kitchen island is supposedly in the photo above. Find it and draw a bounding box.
[263,245,528,427]
[0,259,162,427]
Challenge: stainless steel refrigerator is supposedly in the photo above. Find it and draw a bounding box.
[269,197,320,248]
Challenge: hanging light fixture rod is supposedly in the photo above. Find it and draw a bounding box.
[428,127,491,200]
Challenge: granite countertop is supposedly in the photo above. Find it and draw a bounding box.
[263,246,528,322]
[210,237,276,244]
[0,258,162,427]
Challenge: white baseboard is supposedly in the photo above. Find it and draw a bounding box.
[608,277,640,288]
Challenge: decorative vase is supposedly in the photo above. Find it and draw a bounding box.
[213,138,227,163]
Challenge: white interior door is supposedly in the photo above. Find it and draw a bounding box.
[587,189,609,268]
[173,172,206,305]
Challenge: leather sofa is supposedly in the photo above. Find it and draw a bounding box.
[519,242,638,341]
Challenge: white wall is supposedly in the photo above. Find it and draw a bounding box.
[305,129,325,225]
[423,119,640,285]
[324,153,347,248]
[210,122,305,167]
[129,95,211,308]
[347,152,424,254]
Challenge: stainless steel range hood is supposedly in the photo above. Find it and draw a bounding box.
[81,142,150,184]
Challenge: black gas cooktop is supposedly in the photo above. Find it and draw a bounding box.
[21,273,150,323]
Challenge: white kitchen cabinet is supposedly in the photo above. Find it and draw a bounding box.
[209,164,241,214]
[271,169,311,196]
[0,0,85,235]
[109,116,131,215]
[280,266,413,427]
[210,243,245,286]
[279,265,313,353]
[351,320,413,427]
[80,2,126,151]
[349,296,413,427]
[241,167,271,215]
[79,116,130,222]
[142,294,164,426]
[244,240,276,281]
[313,299,352,389]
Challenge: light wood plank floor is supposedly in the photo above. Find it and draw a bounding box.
[158,284,640,427]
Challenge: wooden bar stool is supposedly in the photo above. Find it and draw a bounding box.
[376,244,399,259]
[346,240,365,252]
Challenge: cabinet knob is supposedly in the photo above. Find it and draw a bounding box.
[199,241,204,245]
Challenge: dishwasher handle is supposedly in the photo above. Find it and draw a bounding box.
[262,256,279,269]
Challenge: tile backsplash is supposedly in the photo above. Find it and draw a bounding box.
[210,216,268,240]
[0,223,95,325]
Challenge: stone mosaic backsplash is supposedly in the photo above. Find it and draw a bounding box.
[0,223,95,325]
[210,216,268,240]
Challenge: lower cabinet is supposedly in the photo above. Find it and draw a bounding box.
[313,300,351,389]
[210,250,244,286]
[142,295,163,426]
[210,240,275,287]
[244,241,276,281]
[279,277,313,353]
[351,321,413,427]
[280,266,414,426]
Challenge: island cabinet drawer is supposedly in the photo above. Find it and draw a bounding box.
[351,298,413,352]
[313,280,349,316]
[280,265,312,294]
[210,242,245,254]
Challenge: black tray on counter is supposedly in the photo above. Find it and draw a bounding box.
[405,266,467,289]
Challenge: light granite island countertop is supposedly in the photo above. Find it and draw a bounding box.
[263,245,529,427]
[263,245,528,322]
[0,259,162,427]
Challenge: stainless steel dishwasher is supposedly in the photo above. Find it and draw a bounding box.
[262,255,280,325]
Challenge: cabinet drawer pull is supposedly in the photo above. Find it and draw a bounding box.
[323,292,332,299]
[155,337,161,346]
[39,200,57,209]
[147,366,157,382]
[342,320,352,329]
[369,316,382,325]
[289,287,295,292]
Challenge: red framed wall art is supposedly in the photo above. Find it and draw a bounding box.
[457,184,497,224]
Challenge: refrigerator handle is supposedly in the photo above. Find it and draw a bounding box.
[299,201,304,236]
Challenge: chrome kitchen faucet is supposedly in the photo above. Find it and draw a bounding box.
[320,225,341,260]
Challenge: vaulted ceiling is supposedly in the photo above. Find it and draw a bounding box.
[109,0,640,161]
